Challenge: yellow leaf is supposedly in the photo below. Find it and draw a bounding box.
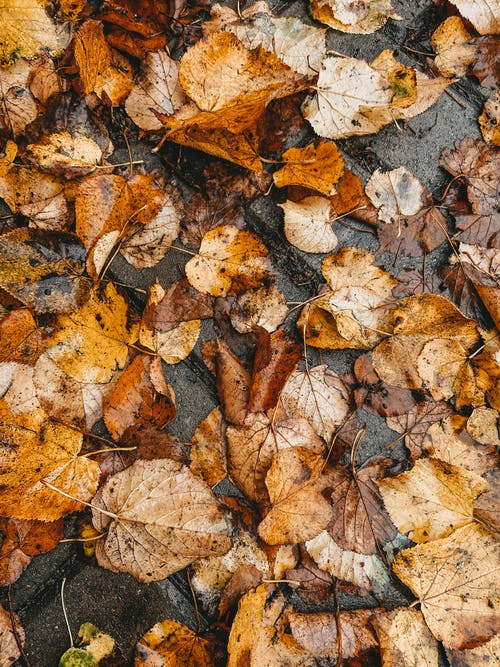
[273,141,344,196]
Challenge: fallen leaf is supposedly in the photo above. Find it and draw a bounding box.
[393,523,500,649]
[0,401,100,521]
[0,229,87,313]
[0,602,24,667]
[468,36,500,90]
[230,284,288,333]
[385,400,454,457]
[141,278,213,333]
[28,55,65,104]
[365,166,424,225]
[372,607,439,667]
[25,132,103,178]
[74,20,132,105]
[431,17,478,78]
[0,0,69,63]
[139,282,201,364]
[446,633,500,667]
[467,406,500,445]
[135,619,217,667]
[273,141,344,196]
[59,622,115,666]
[479,92,500,146]
[181,192,245,250]
[353,352,416,417]
[0,60,39,135]
[0,518,63,586]
[185,225,271,297]
[0,308,44,365]
[378,458,486,543]
[205,3,326,76]
[258,447,332,544]
[46,282,137,383]
[449,0,500,35]
[277,364,350,442]
[189,407,227,487]
[214,339,251,426]
[125,50,186,131]
[311,0,400,34]
[280,196,338,254]
[92,458,232,582]
[0,140,16,176]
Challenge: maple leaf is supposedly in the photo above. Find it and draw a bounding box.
[92,458,232,582]
[189,407,227,487]
[273,141,345,196]
[0,401,100,521]
[0,517,63,586]
[45,282,137,383]
[0,229,87,313]
[280,196,338,254]
[311,0,400,34]
[103,354,176,440]
[0,602,24,667]
[393,523,500,649]
[378,458,487,543]
[372,608,439,667]
[185,225,271,297]
[135,619,218,667]
[449,0,500,35]
[204,2,326,76]
[0,0,69,64]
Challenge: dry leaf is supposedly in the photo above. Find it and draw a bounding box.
[205,3,326,76]
[141,279,213,333]
[280,196,338,254]
[278,364,350,442]
[0,308,44,365]
[258,448,332,545]
[372,608,439,667]
[0,602,24,667]
[190,407,227,487]
[46,282,137,383]
[386,399,454,457]
[0,0,69,63]
[431,17,478,78]
[467,407,500,446]
[446,634,500,667]
[449,0,500,35]
[393,523,500,649]
[28,54,65,104]
[0,401,100,521]
[353,352,416,417]
[311,0,399,34]
[230,284,288,333]
[125,50,186,131]
[25,132,103,178]
[0,60,38,135]
[378,458,487,543]
[273,141,344,196]
[92,458,232,582]
[185,225,271,297]
[103,354,176,440]
[365,166,424,225]
[135,619,217,667]
[480,92,500,146]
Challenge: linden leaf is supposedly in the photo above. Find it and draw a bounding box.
[431,17,478,78]
[273,141,344,196]
[280,196,338,254]
[0,401,100,521]
[365,167,424,225]
[230,284,288,333]
[393,523,500,649]
[0,60,38,135]
[92,458,232,582]
[378,458,487,543]
[185,225,271,297]
[46,282,137,383]
[135,619,217,667]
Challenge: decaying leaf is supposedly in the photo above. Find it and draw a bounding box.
[0,602,24,667]
[280,196,338,254]
[372,607,439,667]
[185,225,271,297]
[0,60,38,136]
[446,632,500,666]
[311,0,400,34]
[135,619,217,667]
[273,141,344,196]
[25,132,103,178]
[189,407,227,487]
[365,166,424,225]
[393,523,500,649]
[0,401,100,521]
[93,458,232,582]
[230,283,288,333]
[378,458,487,543]
[480,92,500,146]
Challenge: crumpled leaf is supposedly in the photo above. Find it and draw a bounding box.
[103,354,176,440]
[378,458,487,543]
[25,132,103,178]
[393,523,500,649]
[185,225,271,297]
[0,401,100,521]
[298,247,396,350]
[125,50,186,131]
[92,458,232,582]
[455,243,500,330]
[135,619,217,667]
[59,623,115,666]
[372,608,439,667]
[365,166,424,225]
[449,0,500,35]
[311,0,400,34]
[204,2,326,76]
[0,0,70,63]
[277,364,350,442]
[258,448,332,545]
[273,141,344,196]
[280,196,338,254]
[46,282,137,383]
[141,278,213,334]
[0,602,24,667]
[0,229,87,313]
[354,352,416,417]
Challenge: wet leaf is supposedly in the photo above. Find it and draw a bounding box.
[0,602,24,667]
[280,196,338,254]
[135,619,217,667]
[311,0,399,34]
[25,132,103,178]
[372,608,438,667]
[189,407,227,487]
[273,141,344,196]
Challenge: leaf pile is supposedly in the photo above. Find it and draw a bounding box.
[0,0,498,665]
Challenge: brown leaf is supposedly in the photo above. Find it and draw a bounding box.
[480,92,500,146]
[311,0,399,34]
[92,458,232,582]
[141,278,213,334]
[448,0,500,35]
[214,339,251,426]
[324,457,397,554]
[189,407,227,487]
[386,399,454,456]
[230,284,289,334]
[446,634,500,667]
[468,36,500,91]
[273,141,344,196]
[0,309,44,365]
[135,619,217,667]
[0,61,38,136]
[25,132,103,179]
[181,192,245,250]
[0,602,25,667]
[103,354,176,441]
[372,608,439,667]
[248,329,301,412]
[354,352,416,417]
[393,523,500,649]
[0,518,63,586]
[258,448,332,545]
